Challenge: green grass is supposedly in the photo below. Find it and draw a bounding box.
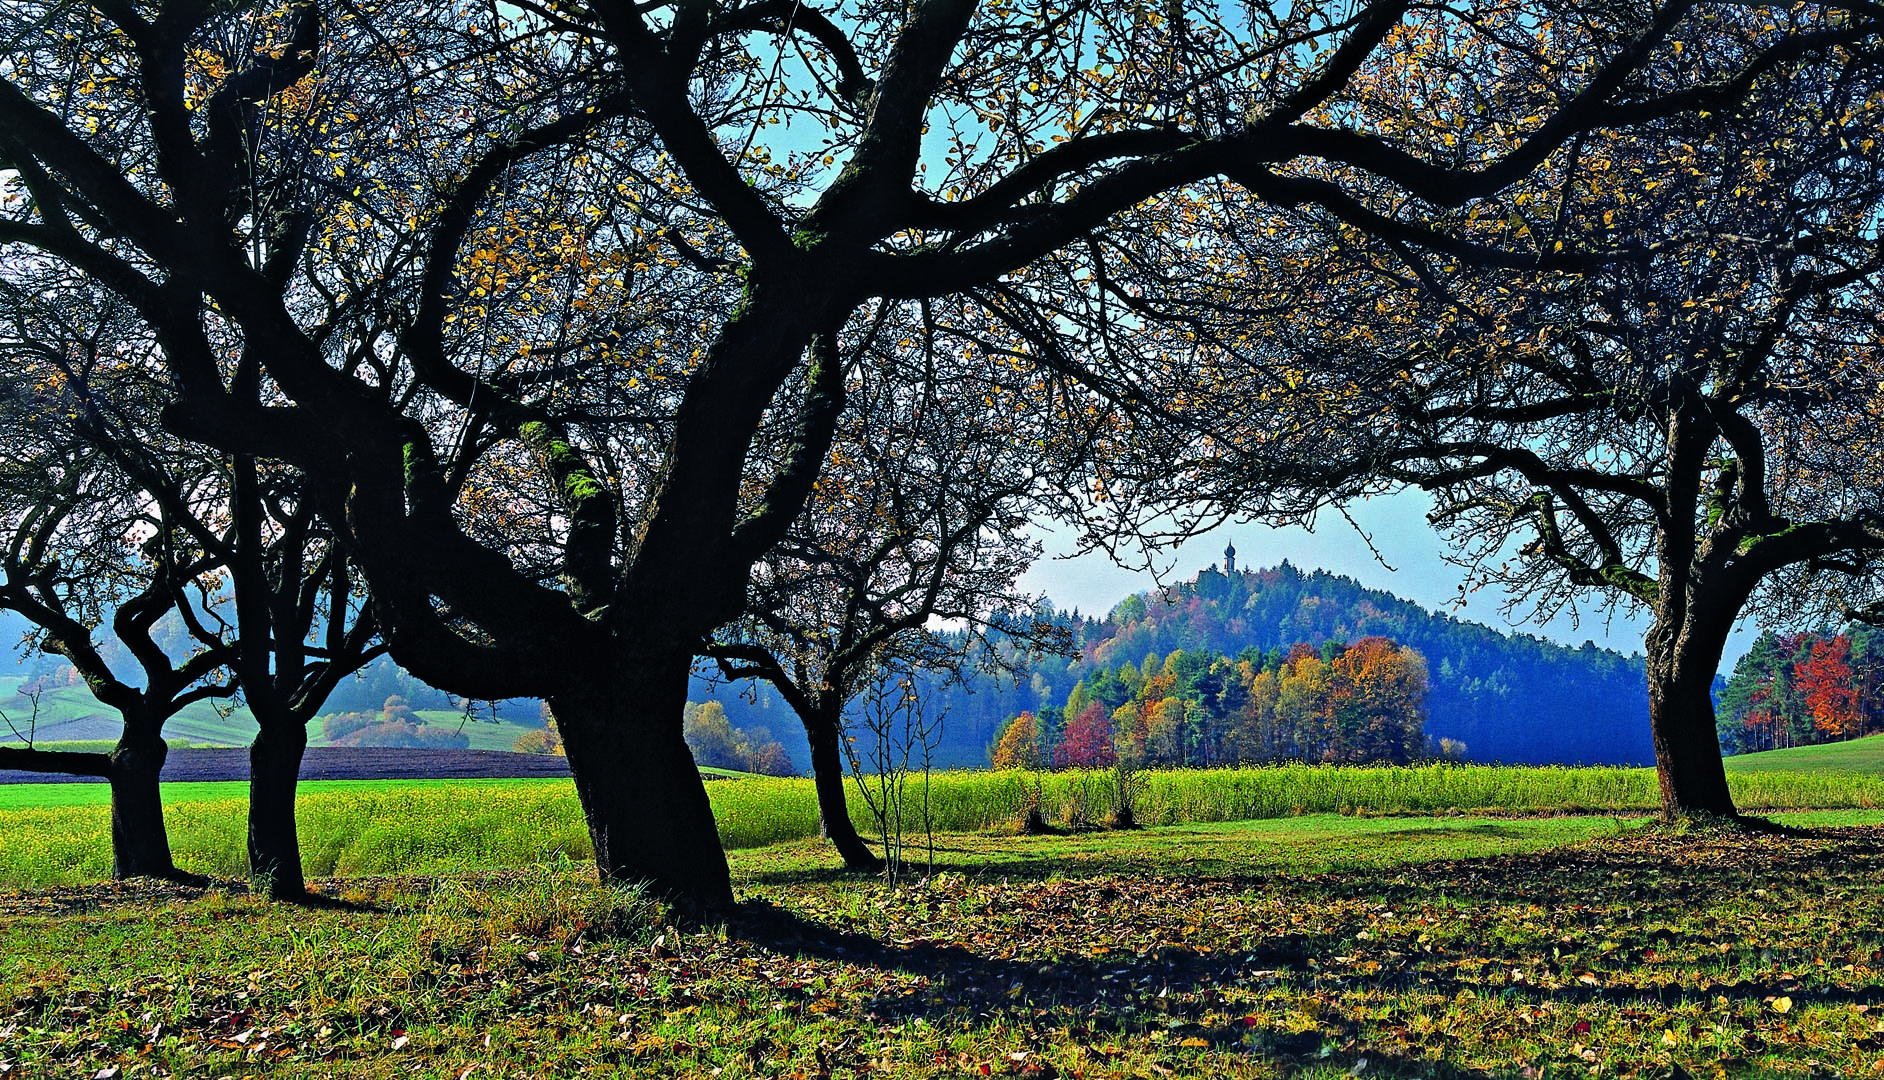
[0,777,772,885]
[5,762,1884,889]
[1723,731,1884,773]
[866,762,1884,834]
[0,780,582,885]
[0,738,225,754]
[2,679,257,746]
[0,738,117,753]
[736,813,1635,887]
[4,816,1884,1078]
[0,780,274,810]
[401,710,543,751]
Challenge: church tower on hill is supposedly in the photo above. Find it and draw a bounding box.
[1223,539,1237,575]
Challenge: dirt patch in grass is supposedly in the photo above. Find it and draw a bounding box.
[0,747,579,786]
[0,875,233,918]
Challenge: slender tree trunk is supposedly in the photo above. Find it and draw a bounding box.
[1644,610,1738,819]
[551,649,733,909]
[107,728,178,879]
[805,708,882,872]
[248,715,308,899]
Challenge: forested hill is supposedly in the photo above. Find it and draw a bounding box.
[788,562,1652,769]
[1077,563,1651,765]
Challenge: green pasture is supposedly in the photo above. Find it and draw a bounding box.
[4,758,1884,888]
[1723,730,1884,773]
[2,737,1882,1077]
[1,677,539,750]
[1,677,250,745]
[407,709,542,750]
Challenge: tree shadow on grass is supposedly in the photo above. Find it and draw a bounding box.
[719,823,1884,1075]
[723,897,1500,1079]
[286,887,386,912]
[0,874,241,916]
[1282,822,1884,908]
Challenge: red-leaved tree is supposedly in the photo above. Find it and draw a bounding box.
[1054,704,1117,770]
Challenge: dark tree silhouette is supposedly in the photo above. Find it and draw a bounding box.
[1173,26,1884,816]
[4,0,1876,901]
[0,286,231,879]
[0,278,382,896]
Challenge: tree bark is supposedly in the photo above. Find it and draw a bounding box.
[805,709,882,872]
[247,716,308,899]
[551,649,733,909]
[107,729,179,879]
[0,745,111,775]
[1644,608,1738,819]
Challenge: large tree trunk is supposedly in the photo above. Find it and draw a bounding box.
[107,729,178,879]
[0,726,181,878]
[805,708,882,872]
[1644,609,1737,819]
[551,650,733,909]
[247,716,308,899]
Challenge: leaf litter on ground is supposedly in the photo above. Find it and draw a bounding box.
[2,815,1882,1078]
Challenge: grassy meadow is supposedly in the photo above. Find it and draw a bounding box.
[4,739,1884,1077]
[4,751,1884,887]
[1722,734,1884,774]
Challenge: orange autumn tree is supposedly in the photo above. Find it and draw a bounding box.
[1794,637,1860,740]
[990,712,1042,770]
[1326,636,1429,765]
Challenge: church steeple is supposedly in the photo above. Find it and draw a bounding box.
[1223,539,1237,576]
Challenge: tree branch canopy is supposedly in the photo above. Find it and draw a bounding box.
[4,0,1878,898]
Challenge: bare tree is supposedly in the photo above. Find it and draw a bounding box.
[0,275,383,895]
[709,319,1073,868]
[0,285,231,878]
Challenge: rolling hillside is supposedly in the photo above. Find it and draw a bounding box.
[0,677,538,753]
[0,676,253,747]
[7,569,1670,771]
[1722,732,1884,774]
